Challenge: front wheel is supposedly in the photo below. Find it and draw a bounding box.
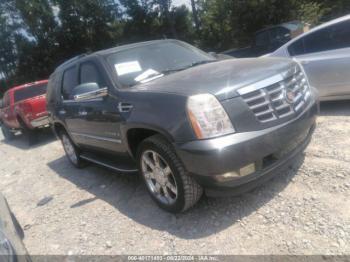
[60,132,85,168]
[1,124,15,140]
[137,135,203,213]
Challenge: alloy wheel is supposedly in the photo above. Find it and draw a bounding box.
[141,150,178,205]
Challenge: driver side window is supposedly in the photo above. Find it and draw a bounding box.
[79,62,103,86]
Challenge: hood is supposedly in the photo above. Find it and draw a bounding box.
[133,57,296,101]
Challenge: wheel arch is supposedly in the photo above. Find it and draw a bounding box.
[126,126,173,159]
[52,121,68,138]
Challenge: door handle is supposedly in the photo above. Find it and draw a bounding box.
[78,110,87,116]
[118,102,133,113]
[59,109,66,115]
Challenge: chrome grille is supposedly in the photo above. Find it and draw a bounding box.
[238,67,311,123]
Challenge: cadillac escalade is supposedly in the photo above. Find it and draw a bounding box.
[46,40,318,213]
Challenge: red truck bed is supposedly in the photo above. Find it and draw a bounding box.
[0,80,49,132]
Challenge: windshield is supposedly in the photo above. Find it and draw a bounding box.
[106,41,214,87]
[14,83,47,103]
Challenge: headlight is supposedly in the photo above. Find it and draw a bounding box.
[187,94,235,139]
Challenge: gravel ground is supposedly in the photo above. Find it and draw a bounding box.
[0,101,349,255]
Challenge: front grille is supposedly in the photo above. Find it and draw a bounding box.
[239,67,311,123]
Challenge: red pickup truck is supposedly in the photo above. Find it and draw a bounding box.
[0,80,49,142]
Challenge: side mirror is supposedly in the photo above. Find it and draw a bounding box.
[72,83,108,102]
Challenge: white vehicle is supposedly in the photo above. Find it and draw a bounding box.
[270,15,350,101]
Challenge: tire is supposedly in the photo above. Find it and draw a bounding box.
[137,135,203,213]
[1,124,15,140]
[59,131,85,168]
[18,118,37,145]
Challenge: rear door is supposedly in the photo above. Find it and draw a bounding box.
[287,19,350,99]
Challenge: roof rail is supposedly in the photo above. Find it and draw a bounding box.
[56,54,87,71]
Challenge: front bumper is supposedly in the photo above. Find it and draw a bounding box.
[175,100,318,196]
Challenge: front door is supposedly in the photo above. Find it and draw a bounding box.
[70,60,125,153]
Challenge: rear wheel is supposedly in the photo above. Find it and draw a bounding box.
[137,135,203,213]
[1,124,14,140]
[60,131,85,168]
[18,118,37,145]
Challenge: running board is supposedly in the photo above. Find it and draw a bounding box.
[80,152,138,174]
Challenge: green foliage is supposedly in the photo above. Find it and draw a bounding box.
[0,0,350,95]
[298,2,328,25]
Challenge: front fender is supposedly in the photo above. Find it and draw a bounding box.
[120,91,195,143]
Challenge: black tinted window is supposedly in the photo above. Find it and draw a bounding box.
[288,38,305,56]
[255,31,270,46]
[270,27,290,44]
[288,20,350,56]
[14,84,47,103]
[80,62,101,85]
[62,66,78,99]
[328,20,350,50]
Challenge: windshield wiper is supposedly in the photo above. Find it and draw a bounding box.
[161,60,216,75]
[135,60,217,84]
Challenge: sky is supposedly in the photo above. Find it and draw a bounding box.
[172,0,191,8]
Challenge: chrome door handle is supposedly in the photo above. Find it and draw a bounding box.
[59,109,66,115]
[118,102,133,112]
[78,111,87,116]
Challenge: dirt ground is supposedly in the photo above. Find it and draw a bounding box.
[0,101,349,255]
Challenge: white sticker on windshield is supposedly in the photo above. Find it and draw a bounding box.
[115,61,142,76]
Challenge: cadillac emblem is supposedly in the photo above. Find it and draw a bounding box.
[285,89,295,104]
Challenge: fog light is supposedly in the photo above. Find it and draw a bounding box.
[222,171,240,178]
[239,163,256,177]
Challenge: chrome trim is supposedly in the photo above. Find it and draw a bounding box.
[239,64,310,123]
[80,155,138,173]
[71,132,121,143]
[73,87,108,102]
[238,74,284,95]
[63,98,103,104]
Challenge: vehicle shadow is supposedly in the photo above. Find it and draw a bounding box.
[319,101,350,116]
[1,128,56,150]
[47,153,304,239]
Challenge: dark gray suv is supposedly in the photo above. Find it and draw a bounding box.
[47,40,318,213]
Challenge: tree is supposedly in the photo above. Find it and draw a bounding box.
[14,0,59,80]
[0,0,20,89]
[54,0,122,60]
[190,0,200,33]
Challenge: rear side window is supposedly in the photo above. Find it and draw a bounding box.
[288,20,350,56]
[14,84,47,103]
[62,66,78,100]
